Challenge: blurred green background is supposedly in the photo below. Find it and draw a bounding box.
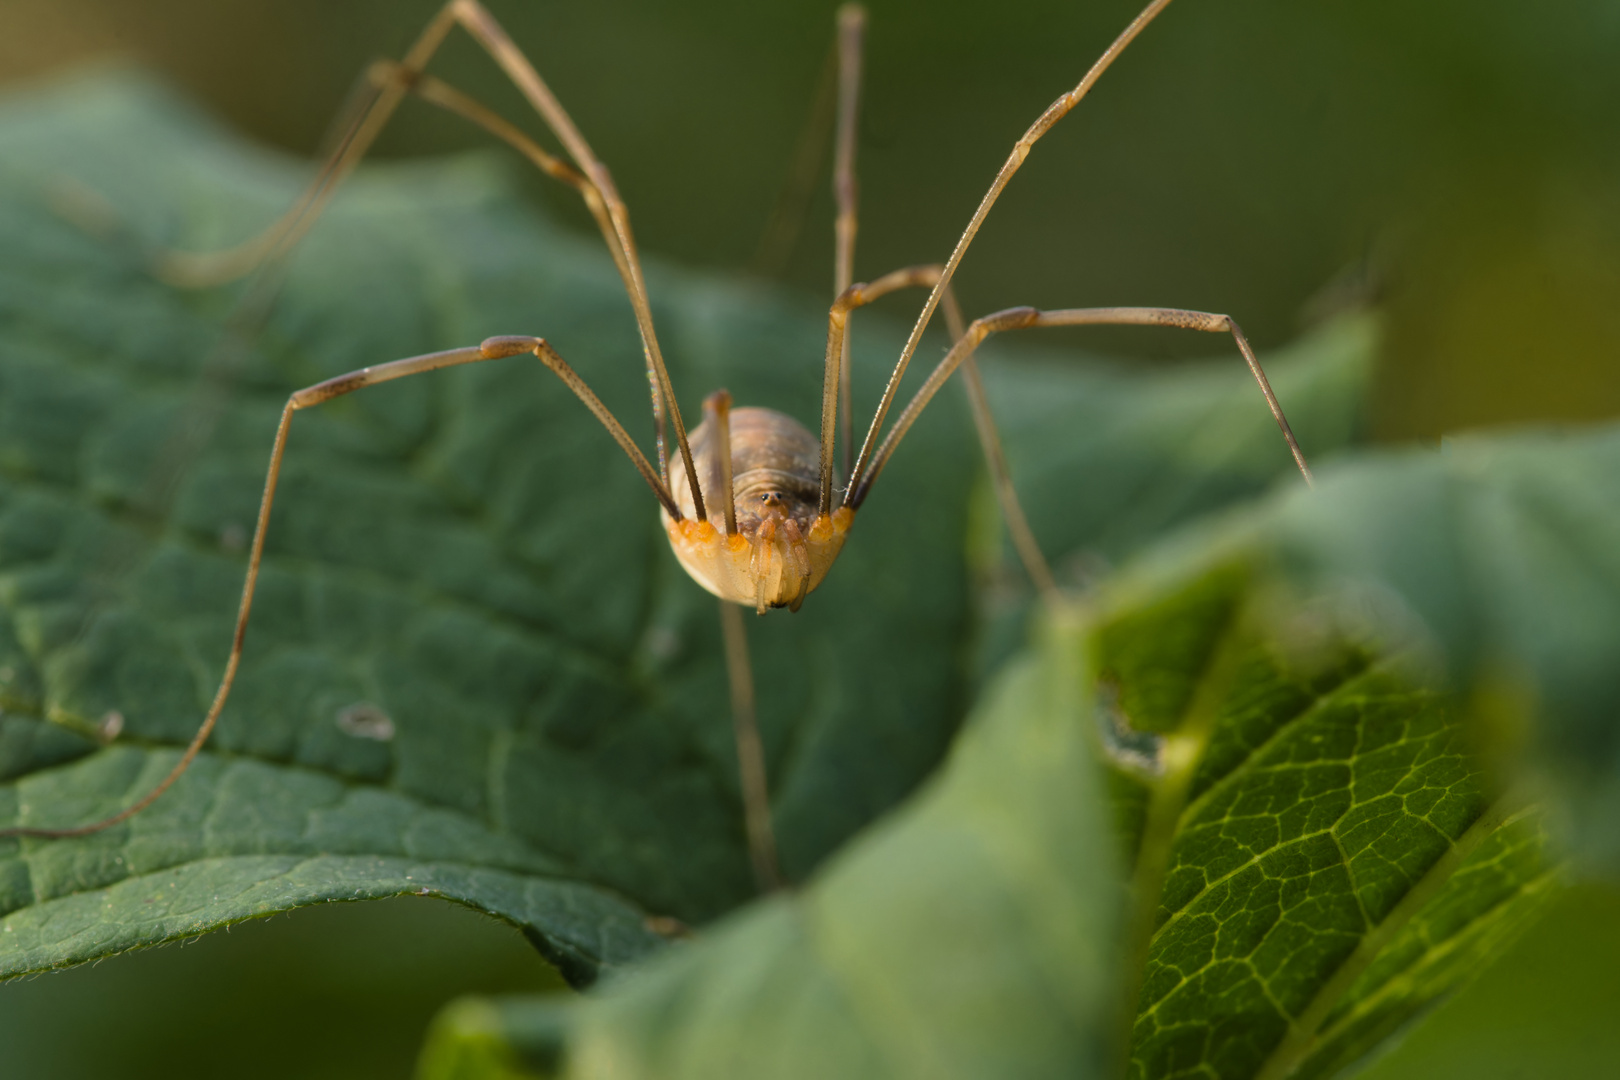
[5,0,1620,439]
[1,0,1618,1075]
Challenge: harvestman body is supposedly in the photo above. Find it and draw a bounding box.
[0,0,1312,890]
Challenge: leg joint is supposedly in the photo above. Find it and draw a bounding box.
[979,306,1041,334]
[480,334,542,359]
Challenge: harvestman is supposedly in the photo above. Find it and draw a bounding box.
[0,0,1312,890]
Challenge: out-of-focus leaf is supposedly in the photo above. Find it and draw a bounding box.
[451,431,1576,1077]
[416,995,567,1080]
[1162,423,1620,867]
[1273,426,1620,871]
[1346,879,1620,1080]
[545,609,1117,1080]
[1087,421,1620,1078]
[1091,565,1555,1080]
[0,70,1373,985]
[0,895,564,1080]
[540,422,1598,1079]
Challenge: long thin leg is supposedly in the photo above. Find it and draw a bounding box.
[449,0,705,520]
[0,336,671,839]
[147,0,708,523]
[815,265,1058,592]
[817,264,949,512]
[814,8,1055,594]
[703,391,740,535]
[832,4,867,482]
[709,7,866,897]
[847,0,1177,499]
[365,61,660,410]
[943,295,1061,598]
[151,79,373,288]
[156,6,463,289]
[750,29,841,277]
[850,304,1314,508]
[719,599,781,892]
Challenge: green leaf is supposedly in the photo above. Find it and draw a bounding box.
[1092,568,1556,1080]
[516,629,1544,1080]
[417,995,568,1080]
[1265,427,1620,870]
[1084,421,1620,1078]
[454,591,1551,1080]
[1345,879,1620,1080]
[554,609,1118,1080]
[1115,423,1620,870]
[0,71,1371,987]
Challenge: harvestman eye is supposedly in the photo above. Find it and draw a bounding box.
[0,0,1313,894]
